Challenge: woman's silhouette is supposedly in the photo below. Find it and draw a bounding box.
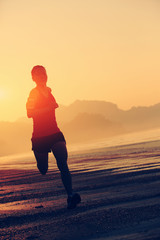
[26,65,81,209]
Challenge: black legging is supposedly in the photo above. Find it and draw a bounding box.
[33,141,72,196]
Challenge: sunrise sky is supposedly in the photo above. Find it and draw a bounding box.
[0,0,160,121]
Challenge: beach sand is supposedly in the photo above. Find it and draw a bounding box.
[0,140,160,240]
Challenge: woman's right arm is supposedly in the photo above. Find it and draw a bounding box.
[26,89,38,118]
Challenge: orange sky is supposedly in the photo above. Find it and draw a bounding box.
[0,0,160,121]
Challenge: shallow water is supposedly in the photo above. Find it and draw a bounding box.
[0,127,160,172]
[68,127,160,152]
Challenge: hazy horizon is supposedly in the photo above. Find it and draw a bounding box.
[1,99,160,122]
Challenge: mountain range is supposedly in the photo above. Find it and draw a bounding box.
[1,100,160,156]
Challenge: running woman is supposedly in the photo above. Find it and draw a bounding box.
[26,65,81,209]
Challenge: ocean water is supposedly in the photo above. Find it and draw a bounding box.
[68,127,160,152]
[0,127,160,171]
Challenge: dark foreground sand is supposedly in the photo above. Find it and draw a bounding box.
[0,140,160,240]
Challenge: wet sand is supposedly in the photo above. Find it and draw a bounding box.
[0,140,160,240]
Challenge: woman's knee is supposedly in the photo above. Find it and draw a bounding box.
[52,142,68,160]
[34,151,48,175]
[57,161,69,173]
[37,163,48,175]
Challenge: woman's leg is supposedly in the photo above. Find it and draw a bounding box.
[33,151,48,175]
[51,141,72,196]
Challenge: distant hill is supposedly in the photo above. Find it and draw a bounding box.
[56,100,122,124]
[1,100,160,156]
[57,100,160,131]
[118,103,160,131]
[61,112,124,143]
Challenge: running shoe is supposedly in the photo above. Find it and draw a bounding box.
[67,193,81,209]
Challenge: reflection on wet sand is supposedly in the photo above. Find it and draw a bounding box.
[0,140,160,239]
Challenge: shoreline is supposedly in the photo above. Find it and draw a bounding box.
[0,140,160,239]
